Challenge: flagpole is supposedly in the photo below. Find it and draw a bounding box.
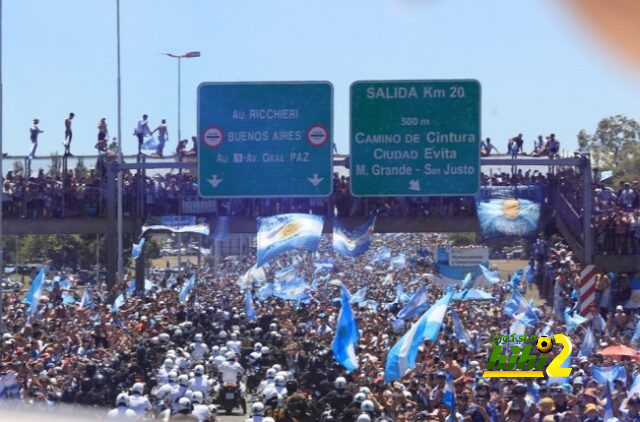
[116,0,124,286]
[0,0,4,330]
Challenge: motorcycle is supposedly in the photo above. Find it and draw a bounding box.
[220,383,241,415]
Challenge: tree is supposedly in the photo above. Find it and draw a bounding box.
[48,152,62,178]
[579,115,640,181]
[12,160,24,174]
[448,232,476,246]
[75,158,88,180]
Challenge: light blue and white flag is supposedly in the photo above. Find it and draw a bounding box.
[542,321,554,337]
[361,300,379,312]
[604,382,613,422]
[245,290,257,321]
[79,289,93,310]
[273,277,310,302]
[592,312,607,332]
[62,292,76,305]
[563,307,589,333]
[131,237,145,260]
[503,290,526,317]
[600,170,614,182]
[451,309,473,350]
[142,136,160,150]
[384,289,454,383]
[578,326,596,358]
[332,285,360,371]
[397,286,430,321]
[390,254,406,270]
[508,269,524,291]
[632,319,640,345]
[179,274,196,303]
[333,217,375,258]
[349,287,368,305]
[443,372,457,415]
[628,373,640,397]
[592,365,627,387]
[479,264,500,285]
[314,259,334,273]
[126,278,157,295]
[371,247,392,266]
[24,267,46,317]
[452,288,495,302]
[257,282,274,301]
[237,266,267,290]
[112,294,125,313]
[256,213,324,267]
[461,273,474,290]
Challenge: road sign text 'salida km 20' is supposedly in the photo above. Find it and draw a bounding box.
[350,80,480,196]
[198,82,333,198]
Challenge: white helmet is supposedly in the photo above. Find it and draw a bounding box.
[272,364,282,373]
[264,418,276,422]
[131,382,144,395]
[226,351,236,361]
[178,374,189,387]
[359,386,371,395]
[211,346,220,355]
[177,397,191,412]
[254,342,263,352]
[230,332,238,340]
[269,323,277,331]
[361,400,375,413]
[116,392,129,407]
[275,375,286,388]
[194,333,203,342]
[219,330,228,339]
[191,391,204,404]
[219,347,228,355]
[277,371,291,382]
[335,377,347,390]
[164,358,174,369]
[158,333,170,343]
[168,371,178,384]
[261,346,270,354]
[354,392,366,404]
[251,401,265,416]
[357,414,372,422]
[194,365,204,376]
[266,368,276,379]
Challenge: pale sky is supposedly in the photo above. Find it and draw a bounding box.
[3,0,640,158]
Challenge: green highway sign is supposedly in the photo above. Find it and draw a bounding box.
[350,80,480,196]
[197,82,333,198]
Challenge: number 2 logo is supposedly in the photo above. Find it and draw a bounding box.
[546,334,573,378]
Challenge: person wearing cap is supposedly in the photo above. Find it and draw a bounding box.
[534,397,557,421]
[428,371,447,410]
[505,383,538,420]
[620,394,640,422]
[583,402,603,422]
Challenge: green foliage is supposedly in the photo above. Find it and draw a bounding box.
[579,115,640,183]
[75,158,88,179]
[48,152,62,178]
[448,232,476,246]
[11,234,107,271]
[12,160,24,174]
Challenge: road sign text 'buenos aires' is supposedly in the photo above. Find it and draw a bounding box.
[198,82,333,198]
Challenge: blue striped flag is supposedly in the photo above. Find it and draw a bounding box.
[443,372,457,415]
[371,247,392,265]
[332,285,359,371]
[24,267,46,317]
[245,290,257,321]
[578,326,596,358]
[390,254,406,269]
[256,214,324,267]
[333,217,375,258]
[79,289,93,310]
[349,287,368,305]
[451,309,473,350]
[131,237,145,260]
[384,289,453,383]
[397,286,430,320]
[179,274,196,303]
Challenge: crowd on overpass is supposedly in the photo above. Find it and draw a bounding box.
[1,231,640,421]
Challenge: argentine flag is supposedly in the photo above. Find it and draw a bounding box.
[371,246,392,266]
[179,274,196,303]
[451,309,473,349]
[385,289,453,383]
[442,372,457,415]
[256,214,324,267]
[397,286,430,321]
[131,237,145,260]
[390,254,407,269]
[24,267,46,317]
[245,290,257,321]
[333,217,375,258]
[349,287,368,305]
[79,289,93,310]
[578,326,596,358]
[332,285,360,371]
[273,277,310,302]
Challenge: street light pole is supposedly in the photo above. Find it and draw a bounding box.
[0,0,4,330]
[162,51,200,145]
[116,0,124,285]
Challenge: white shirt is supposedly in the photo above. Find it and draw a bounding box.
[219,361,244,384]
[213,355,225,369]
[226,340,242,355]
[128,393,152,416]
[190,342,210,361]
[189,376,211,395]
[106,407,137,419]
[257,379,274,395]
[192,404,212,422]
[245,417,265,422]
[155,382,176,400]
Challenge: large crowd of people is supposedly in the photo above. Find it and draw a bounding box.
[0,230,639,421]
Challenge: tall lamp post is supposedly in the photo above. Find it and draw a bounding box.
[162,51,199,272]
[162,51,200,144]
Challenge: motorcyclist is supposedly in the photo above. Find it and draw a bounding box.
[318,377,353,416]
[218,350,246,414]
[191,391,213,422]
[189,365,212,398]
[170,374,194,412]
[171,397,199,421]
[128,382,152,417]
[343,392,367,421]
[190,333,210,362]
[257,368,277,395]
[106,393,137,419]
[226,332,242,355]
[158,358,176,384]
[245,401,266,422]
[156,371,179,402]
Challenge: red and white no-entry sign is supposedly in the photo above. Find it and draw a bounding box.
[306,124,329,147]
[202,125,224,148]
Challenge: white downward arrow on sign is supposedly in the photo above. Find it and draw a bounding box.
[409,179,421,191]
[307,174,324,186]
[208,175,223,188]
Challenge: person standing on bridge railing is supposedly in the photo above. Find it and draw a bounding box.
[150,119,169,158]
[64,112,75,157]
[96,117,109,153]
[28,118,43,160]
[134,114,151,155]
